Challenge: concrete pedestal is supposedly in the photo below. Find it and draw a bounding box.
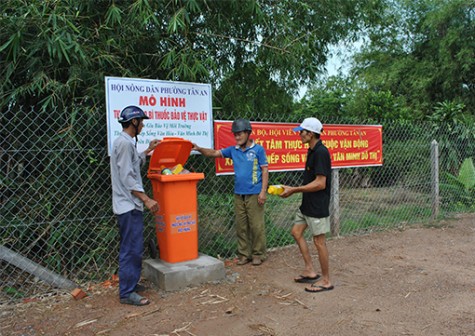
[143,253,225,291]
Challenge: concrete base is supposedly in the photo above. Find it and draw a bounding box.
[143,253,225,291]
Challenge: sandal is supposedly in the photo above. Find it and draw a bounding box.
[304,284,334,293]
[237,256,251,265]
[120,292,150,306]
[134,283,148,292]
[294,274,321,283]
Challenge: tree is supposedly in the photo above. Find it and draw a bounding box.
[295,73,412,123]
[351,0,475,118]
[294,76,353,122]
[0,0,385,116]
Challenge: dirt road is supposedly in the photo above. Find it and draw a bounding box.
[1,214,474,336]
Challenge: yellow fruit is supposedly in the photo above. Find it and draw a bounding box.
[268,185,284,195]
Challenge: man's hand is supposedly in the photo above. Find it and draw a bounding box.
[279,185,296,198]
[132,191,159,213]
[144,197,159,213]
[145,139,160,155]
[258,190,267,205]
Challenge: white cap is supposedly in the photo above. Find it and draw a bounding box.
[293,117,323,134]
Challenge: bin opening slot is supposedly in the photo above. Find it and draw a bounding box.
[158,158,178,166]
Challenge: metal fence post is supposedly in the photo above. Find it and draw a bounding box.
[431,140,439,219]
[330,169,340,236]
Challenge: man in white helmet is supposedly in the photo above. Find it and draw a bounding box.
[110,105,159,306]
[280,117,334,293]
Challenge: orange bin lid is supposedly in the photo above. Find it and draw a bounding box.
[148,137,193,174]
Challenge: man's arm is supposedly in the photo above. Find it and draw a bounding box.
[192,144,222,158]
[258,165,269,205]
[132,190,159,213]
[280,175,327,198]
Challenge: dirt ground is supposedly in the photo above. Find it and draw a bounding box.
[1,213,474,336]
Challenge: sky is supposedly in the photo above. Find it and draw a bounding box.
[296,41,362,100]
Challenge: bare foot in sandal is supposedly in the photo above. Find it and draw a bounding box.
[120,292,150,306]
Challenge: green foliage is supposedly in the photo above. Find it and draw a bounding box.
[428,100,466,124]
[347,89,413,121]
[458,158,475,191]
[441,157,475,207]
[294,77,352,121]
[340,198,434,235]
[351,0,475,117]
[371,120,431,187]
[0,105,114,280]
[200,234,237,259]
[428,100,475,174]
[0,0,385,115]
[1,0,168,110]
[215,65,294,120]
[2,286,25,299]
[296,76,413,123]
[196,192,235,257]
[266,225,294,248]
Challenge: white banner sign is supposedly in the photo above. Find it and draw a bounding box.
[105,76,213,155]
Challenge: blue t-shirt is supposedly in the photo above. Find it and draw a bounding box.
[220,142,268,195]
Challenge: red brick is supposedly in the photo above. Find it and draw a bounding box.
[70,288,87,300]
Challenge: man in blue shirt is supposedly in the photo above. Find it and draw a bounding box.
[111,105,159,306]
[192,119,269,266]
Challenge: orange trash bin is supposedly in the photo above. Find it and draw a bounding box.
[147,137,205,263]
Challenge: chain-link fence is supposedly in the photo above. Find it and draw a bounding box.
[1,106,474,304]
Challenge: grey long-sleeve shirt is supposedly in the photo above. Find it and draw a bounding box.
[110,132,147,215]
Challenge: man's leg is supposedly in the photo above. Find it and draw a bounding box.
[234,194,251,261]
[117,210,144,300]
[246,194,266,261]
[303,217,333,292]
[291,223,317,277]
[313,234,331,286]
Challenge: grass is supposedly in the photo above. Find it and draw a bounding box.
[174,186,474,257]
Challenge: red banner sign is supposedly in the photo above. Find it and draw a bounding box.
[214,121,383,175]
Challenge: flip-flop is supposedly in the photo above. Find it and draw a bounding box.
[294,274,321,283]
[304,285,334,293]
[134,283,148,292]
[120,292,150,306]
